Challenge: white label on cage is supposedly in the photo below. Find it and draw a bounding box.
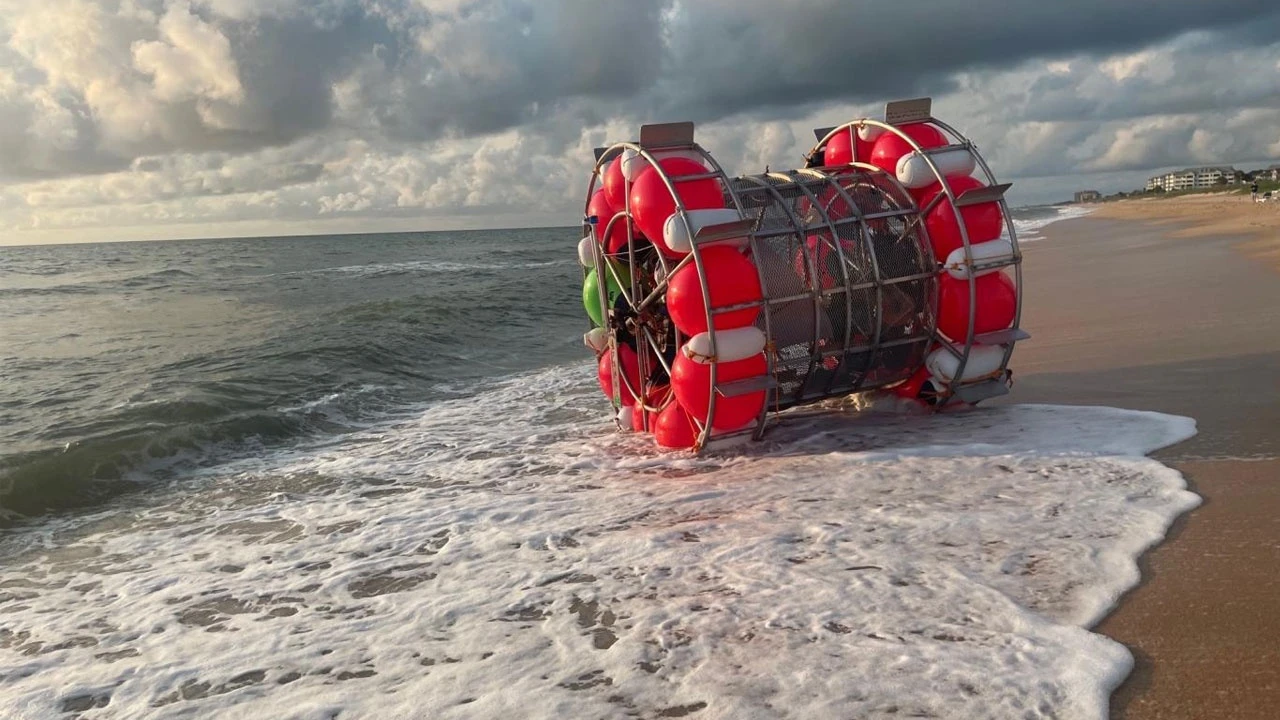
[578,236,598,267]
[682,327,766,364]
[885,97,933,125]
[926,345,1006,385]
[942,239,1014,280]
[896,148,976,189]
[663,208,748,254]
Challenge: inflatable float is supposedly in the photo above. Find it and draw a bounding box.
[578,97,1026,451]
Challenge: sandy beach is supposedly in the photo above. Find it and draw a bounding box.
[1090,191,1280,271]
[1003,194,1280,717]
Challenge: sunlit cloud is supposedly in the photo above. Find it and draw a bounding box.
[1,0,1278,243]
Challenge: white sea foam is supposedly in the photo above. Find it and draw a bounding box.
[0,365,1198,719]
[1013,205,1097,243]
[269,258,573,281]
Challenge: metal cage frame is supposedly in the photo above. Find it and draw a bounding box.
[581,97,1026,452]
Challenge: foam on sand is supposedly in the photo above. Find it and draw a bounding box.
[0,366,1197,719]
[1013,204,1097,242]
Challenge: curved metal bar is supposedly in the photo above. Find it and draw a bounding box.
[690,149,759,440]
[847,119,976,400]
[597,212,636,308]
[739,173,824,405]
[618,154,648,426]
[931,118,1024,378]
[622,143,735,450]
[809,159,941,393]
[585,106,1018,450]
[839,120,991,401]
[586,151,627,424]
[820,172,886,395]
[591,140,741,437]
[791,169,855,398]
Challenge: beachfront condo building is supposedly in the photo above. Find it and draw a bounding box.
[1145,166,1240,192]
[1074,190,1102,203]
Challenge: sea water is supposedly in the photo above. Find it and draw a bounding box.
[1011,204,1097,242]
[0,214,1194,719]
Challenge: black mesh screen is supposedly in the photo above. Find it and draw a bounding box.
[730,168,937,411]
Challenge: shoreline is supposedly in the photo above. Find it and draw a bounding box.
[1087,192,1280,272]
[1007,201,1280,717]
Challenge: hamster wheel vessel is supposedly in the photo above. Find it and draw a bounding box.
[578,97,1026,451]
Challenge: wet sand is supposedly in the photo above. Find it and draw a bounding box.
[997,211,1280,717]
[1090,192,1280,272]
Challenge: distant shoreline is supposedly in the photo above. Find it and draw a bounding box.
[1086,192,1280,271]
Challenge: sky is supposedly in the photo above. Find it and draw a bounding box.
[2,0,1279,245]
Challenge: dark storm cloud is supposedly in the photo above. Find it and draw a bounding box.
[0,0,421,179]
[3,0,1280,234]
[0,0,668,180]
[5,0,1278,182]
[654,0,1280,121]
[1019,34,1280,124]
[339,0,668,143]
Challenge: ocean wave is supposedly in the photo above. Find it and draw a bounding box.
[0,268,200,298]
[0,384,406,523]
[119,267,198,286]
[0,283,99,298]
[0,361,1198,718]
[269,258,574,281]
[1013,205,1097,242]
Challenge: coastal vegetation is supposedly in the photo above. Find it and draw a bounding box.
[1085,175,1280,203]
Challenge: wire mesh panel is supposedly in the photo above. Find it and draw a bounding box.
[727,169,935,411]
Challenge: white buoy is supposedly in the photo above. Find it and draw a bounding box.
[584,327,609,354]
[620,147,709,182]
[617,405,636,431]
[577,236,598,267]
[682,327,767,364]
[942,239,1014,279]
[896,147,976,189]
[662,208,748,255]
[857,124,885,143]
[926,345,1006,384]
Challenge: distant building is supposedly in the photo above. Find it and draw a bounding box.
[1145,166,1239,192]
[1073,190,1102,203]
[1258,165,1280,182]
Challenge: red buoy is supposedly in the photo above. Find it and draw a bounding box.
[917,175,1004,259]
[823,129,874,167]
[587,190,636,254]
[666,246,762,336]
[803,172,889,224]
[629,157,725,256]
[869,123,946,174]
[642,383,672,433]
[602,158,628,214]
[937,272,1017,341]
[598,344,642,406]
[654,402,699,449]
[671,352,767,431]
[892,365,935,402]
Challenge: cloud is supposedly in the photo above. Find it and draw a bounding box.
[653,1,1280,120]
[132,2,244,107]
[1,0,1279,241]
